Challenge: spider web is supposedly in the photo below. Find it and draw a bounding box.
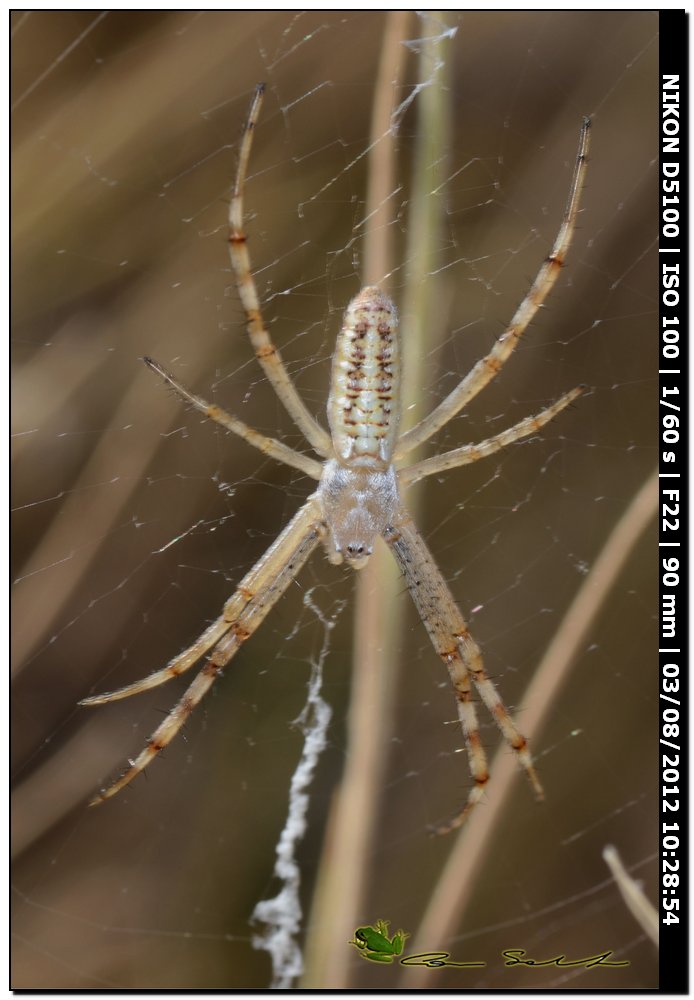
[12,11,659,991]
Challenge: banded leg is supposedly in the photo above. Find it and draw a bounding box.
[143,357,322,481]
[436,650,490,834]
[86,498,323,803]
[229,84,332,457]
[399,385,582,487]
[384,507,542,834]
[82,498,323,706]
[395,117,590,460]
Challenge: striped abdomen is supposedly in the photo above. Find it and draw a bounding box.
[327,286,400,469]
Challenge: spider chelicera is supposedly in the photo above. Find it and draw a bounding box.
[82,85,590,834]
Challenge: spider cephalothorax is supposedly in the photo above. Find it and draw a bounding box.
[82,85,589,834]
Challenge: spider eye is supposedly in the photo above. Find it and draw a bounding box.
[346,543,374,560]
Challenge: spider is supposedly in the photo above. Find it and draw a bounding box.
[81,84,590,834]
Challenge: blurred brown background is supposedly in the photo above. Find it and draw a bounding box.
[12,11,658,989]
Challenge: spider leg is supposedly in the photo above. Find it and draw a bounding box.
[229,84,332,457]
[434,649,490,834]
[384,507,542,834]
[82,497,323,706]
[80,615,232,705]
[143,357,322,481]
[399,385,582,487]
[86,498,323,803]
[395,117,590,460]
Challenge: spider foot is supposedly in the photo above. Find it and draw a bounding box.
[429,787,486,836]
[428,810,474,838]
[518,751,545,802]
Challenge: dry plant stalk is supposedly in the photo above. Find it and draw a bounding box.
[302,11,412,987]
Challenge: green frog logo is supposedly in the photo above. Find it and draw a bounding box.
[350,919,409,963]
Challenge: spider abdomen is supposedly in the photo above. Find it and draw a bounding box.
[328,286,400,469]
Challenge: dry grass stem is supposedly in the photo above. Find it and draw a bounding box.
[302,12,411,988]
[603,845,659,947]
